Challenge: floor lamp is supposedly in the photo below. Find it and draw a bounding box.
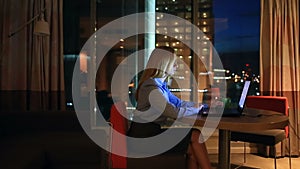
[8,7,50,38]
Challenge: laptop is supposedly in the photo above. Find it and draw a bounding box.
[200,80,251,117]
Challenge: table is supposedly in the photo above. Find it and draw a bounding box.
[180,108,289,169]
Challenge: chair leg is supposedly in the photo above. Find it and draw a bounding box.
[108,123,113,169]
[273,146,277,169]
[288,125,292,169]
[243,142,246,163]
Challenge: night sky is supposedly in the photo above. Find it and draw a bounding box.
[213,0,260,74]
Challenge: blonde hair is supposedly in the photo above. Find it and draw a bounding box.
[135,47,177,100]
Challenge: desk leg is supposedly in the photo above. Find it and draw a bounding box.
[218,129,231,169]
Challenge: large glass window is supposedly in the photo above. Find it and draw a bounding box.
[213,0,260,97]
[63,0,260,113]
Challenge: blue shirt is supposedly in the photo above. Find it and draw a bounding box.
[153,78,182,107]
[134,78,201,124]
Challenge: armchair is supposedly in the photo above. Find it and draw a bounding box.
[109,102,187,169]
[231,96,291,169]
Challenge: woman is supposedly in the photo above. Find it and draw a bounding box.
[127,47,212,169]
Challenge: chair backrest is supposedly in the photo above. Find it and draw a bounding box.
[110,101,128,169]
[246,96,289,137]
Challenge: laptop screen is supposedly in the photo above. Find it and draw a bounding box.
[238,80,251,110]
[201,80,251,111]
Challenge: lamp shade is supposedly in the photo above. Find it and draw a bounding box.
[34,19,50,36]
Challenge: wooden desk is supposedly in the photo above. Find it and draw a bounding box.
[180,108,289,169]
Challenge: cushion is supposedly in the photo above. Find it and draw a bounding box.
[231,129,286,145]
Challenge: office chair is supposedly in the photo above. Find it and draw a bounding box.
[231,96,291,169]
[109,101,187,169]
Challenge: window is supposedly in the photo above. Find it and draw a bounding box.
[63,0,260,109]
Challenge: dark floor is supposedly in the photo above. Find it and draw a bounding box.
[209,153,299,169]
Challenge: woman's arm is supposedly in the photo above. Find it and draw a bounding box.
[136,81,201,120]
[167,90,197,107]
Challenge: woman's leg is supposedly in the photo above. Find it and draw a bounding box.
[187,144,198,169]
[190,130,212,169]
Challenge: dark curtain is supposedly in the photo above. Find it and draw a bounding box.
[0,0,65,111]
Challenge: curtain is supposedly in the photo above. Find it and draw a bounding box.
[260,0,299,156]
[0,0,65,111]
